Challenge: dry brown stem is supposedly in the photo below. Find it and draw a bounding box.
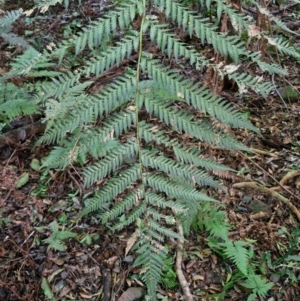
[250,147,279,158]
[279,170,300,186]
[176,221,193,301]
[250,211,271,220]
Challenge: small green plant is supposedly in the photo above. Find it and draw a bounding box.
[194,202,273,301]
[260,228,300,287]
[0,209,10,226]
[36,220,76,251]
[160,255,178,289]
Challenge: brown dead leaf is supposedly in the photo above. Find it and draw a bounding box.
[125,231,138,257]
[248,25,261,37]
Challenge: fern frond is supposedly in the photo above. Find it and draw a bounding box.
[0,82,38,121]
[143,59,258,132]
[249,52,288,75]
[40,73,136,139]
[197,203,229,240]
[153,0,247,63]
[41,146,74,169]
[215,2,252,32]
[253,1,300,37]
[227,72,273,97]
[146,207,176,225]
[223,240,250,276]
[0,9,23,33]
[101,189,142,224]
[82,140,138,187]
[173,145,232,171]
[80,164,141,217]
[178,197,201,234]
[145,174,217,203]
[112,202,147,231]
[242,273,274,301]
[133,235,167,301]
[83,32,139,76]
[140,122,233,172]
[147,218,181,240]
[142,149,221,189]
[266,36,300,59]
[6,48,45,78]
[49,0,140,60]
[36,72,86,103]
[141,91,250,150]
[145,191,186,214]
[150,22,209,67]
[1,33,31,48]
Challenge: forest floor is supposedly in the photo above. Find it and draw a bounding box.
[0,1,300,301]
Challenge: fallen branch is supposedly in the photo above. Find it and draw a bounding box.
[250,147,279,158]
[250,211,271,220]
[240,151,300,201]
[279,170,300,186]
[176,221,193,301]
[232,182,300,222]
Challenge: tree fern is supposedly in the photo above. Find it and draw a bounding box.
[1,0,297,299]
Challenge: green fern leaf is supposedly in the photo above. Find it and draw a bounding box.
[242,273,274,301]
[223,240,250,276]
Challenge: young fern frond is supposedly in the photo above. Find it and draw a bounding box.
[242,273,274,301]
[197,203,230,240]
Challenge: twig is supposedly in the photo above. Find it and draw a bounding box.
[272,74,288,110]
[232,181,300,222]
[250,211,271,219]
[242,3,298,15]
[240,152,300,202]
[176,221,193,301]
[48,11,64,30]
[83,250,102,267]
[279,170,300,186]
[250,147,278,158]
[67,169,83,195]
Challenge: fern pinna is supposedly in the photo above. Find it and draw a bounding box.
[3,0,297,299]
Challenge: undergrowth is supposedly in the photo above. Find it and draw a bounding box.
[0,0,299,299]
